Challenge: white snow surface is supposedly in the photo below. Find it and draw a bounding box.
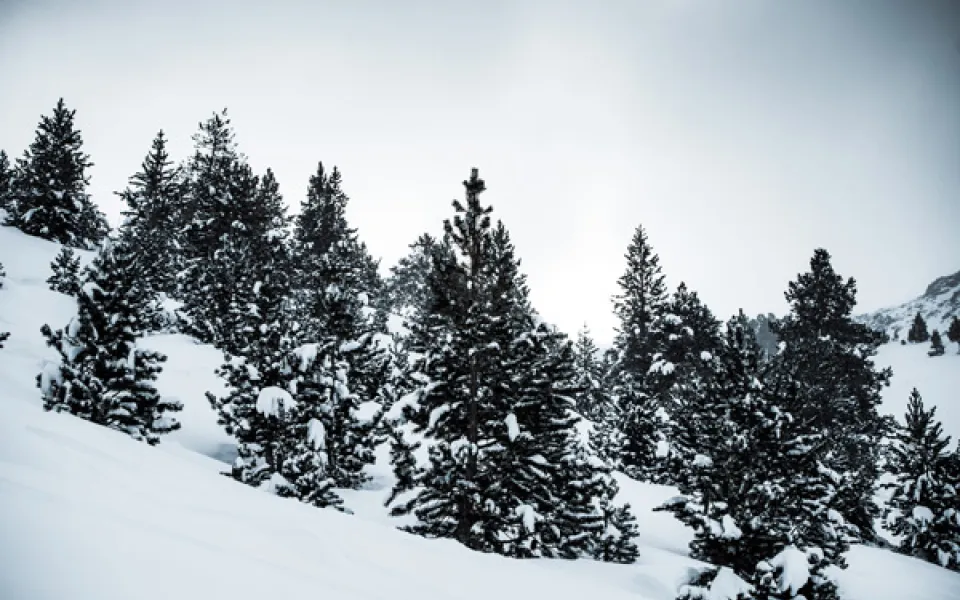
[256,385,296,417]
[0,226,959,599]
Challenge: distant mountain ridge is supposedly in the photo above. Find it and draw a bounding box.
[856,269,960,340]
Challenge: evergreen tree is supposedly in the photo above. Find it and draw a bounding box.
[8,99,108,249]
[591,500,641,564]
[392,169,634,559]
[385,233,438,317]
[38,235,181,444]
[947,316,960,353]
[608,224,668,480]
[883,389,960,570]
[0,150,13,218]
[652,282,723,484]
[0,262,10,348]
[177,109,264,349]
[659,310,850,600]
[928,330,946,357]
[287,162,388,492]
[908,312,930,343]
[768,248,891,542]
[572,324,610,421]
[115,130,183,298]
[385,425,422,509]
[47,246,82,296]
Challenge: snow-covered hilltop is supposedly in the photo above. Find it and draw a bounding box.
[857,269,960,339]
[1,224,958,600]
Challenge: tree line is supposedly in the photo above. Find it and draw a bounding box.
[1,99,958,600]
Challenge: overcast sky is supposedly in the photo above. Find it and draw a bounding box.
[1,0,958,344]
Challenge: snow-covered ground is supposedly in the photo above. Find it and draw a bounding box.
[1,225,958,600]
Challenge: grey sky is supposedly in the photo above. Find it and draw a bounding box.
[1,0,958,344]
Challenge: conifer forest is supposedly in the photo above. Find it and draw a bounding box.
[1,97,958,600]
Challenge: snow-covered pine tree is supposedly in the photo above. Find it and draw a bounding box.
[0,262,9,348]
[768,248,891,543]
[385,424,423,509]
[385,232,438,318]
[948,316,960,353]
[115,130,183,299]
[393,170,635,560]
[288,162,387,491]
[0,150,13,218]
[883,389,960,570]
[572,324,610,421]
[47,246,82,296]
[608,224,668,481]
[908,312,930,343]
[592,500,641,564]
[38,235,181,444]
[657,309,851,600]
[656,311,776,572]
[928,330,946,357]
[8,99,108,249]
[177,109,263,349]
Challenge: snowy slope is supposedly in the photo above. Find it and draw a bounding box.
[1,225,959,600]
[857,269,960,339]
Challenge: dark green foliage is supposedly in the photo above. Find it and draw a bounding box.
[592,501,640,564]
[928,330,946,357]
[38,235,180,444]
[947,316,960,353]
[288,161,388,492]
[391,169,633,560]
[658,296,854,600]
[385,426,422,509]
[9,99,108,249]
[47,246,82,296]
[115,130,183,298]
[608,224,668,480]
[385,233,438,317]
[883,389,960,570]
[908,312,930,343]
[768,248,891,543]
[572,324,611,421]
[178,110,286,351]
[652,282,723,484]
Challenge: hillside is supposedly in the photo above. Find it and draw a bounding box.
[1,225,959,600]
[857,269,960,340]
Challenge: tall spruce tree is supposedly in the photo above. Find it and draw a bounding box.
[608,224,668,480]
[572,324,611,422]
[288,162,387,491]
[9,99,108,249]
[177,110,263,349]
[652,282,723,484]
[38,235,181,443]
[769,249,891,543]
[928,330,946,357]
[391,169,635,560]
[883,389,960,570]
[47,246,82,296]
[947,316,960,353]
[908,312,930,343]
[116,130,183,297]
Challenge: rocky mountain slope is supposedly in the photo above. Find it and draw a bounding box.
[857,269,960,339]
